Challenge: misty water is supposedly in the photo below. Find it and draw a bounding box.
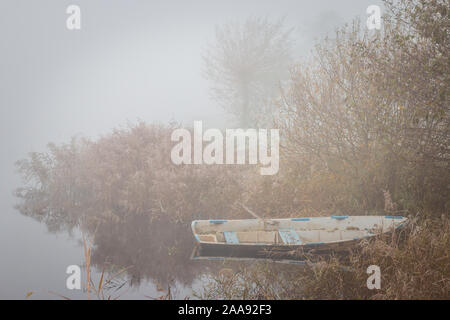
[0,1,381,299]
[0,191,215,299]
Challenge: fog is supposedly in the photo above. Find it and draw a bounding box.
[0,0,382,298]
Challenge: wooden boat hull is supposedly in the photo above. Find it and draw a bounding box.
[197,242,331,259]
[191,216,407,259]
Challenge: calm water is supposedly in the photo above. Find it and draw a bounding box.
[0,157,220,300]
[0,196,218,299]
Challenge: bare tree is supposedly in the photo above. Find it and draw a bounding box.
[204,17,294,127]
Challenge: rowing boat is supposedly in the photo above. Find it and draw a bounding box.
[191,216,407,259]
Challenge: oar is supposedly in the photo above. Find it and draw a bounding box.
[238,202,277,225]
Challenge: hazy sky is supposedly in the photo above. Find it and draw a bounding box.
[0,0,382,155]
[0,0,383,298]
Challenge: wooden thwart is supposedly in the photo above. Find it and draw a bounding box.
[224,231,239,244]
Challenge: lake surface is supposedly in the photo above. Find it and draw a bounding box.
[0,196,218,299]
[0,157,219,300]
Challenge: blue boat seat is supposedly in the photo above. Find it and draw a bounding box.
[224,231,239,244]
[279,229,302,245]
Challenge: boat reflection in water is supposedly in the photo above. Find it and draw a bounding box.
[15,194,224,297]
